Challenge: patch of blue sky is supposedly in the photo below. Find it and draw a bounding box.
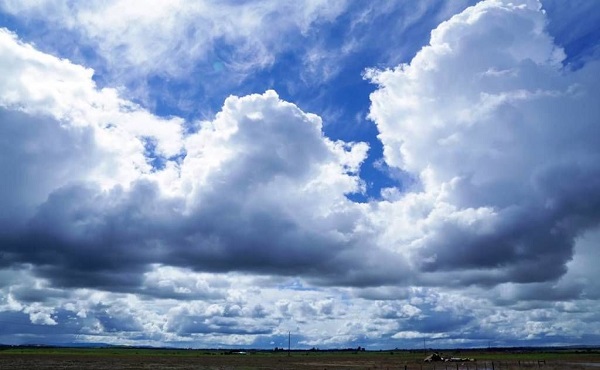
[15,1,599,203]
[254,333,295,350]
[143,73,210,123]
[141,136,166,172]
[542,0,600,69]
[0,11,108,86]
[276,278,322,292]
[268,2,475,200]
[141,136,187,172]
[0,2,479,202]
[0,11,18,34]
[138,2,484,201]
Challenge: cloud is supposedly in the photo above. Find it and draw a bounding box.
[367,0,600,286]
[0,27,416,292]
[0,109,98,228]
[0,0,349,90]
[0,27,184,187]
[298,1,476,83]
[0,0,481,118]
[1,0,600,349]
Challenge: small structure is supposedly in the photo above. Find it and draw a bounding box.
[447,357,475,362]
[424,353,475,362]
[424,353,443,362]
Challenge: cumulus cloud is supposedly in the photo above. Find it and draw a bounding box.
[1,0,600,349]
[0,28,184,188]
[0,26,414,293]
[367,0,600,286]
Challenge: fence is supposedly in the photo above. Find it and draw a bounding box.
[387,360,599,370]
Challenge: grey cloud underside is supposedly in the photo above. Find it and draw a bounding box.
[0,110,99,226]
[8,180,406,290]
[166,314,276,336]
[1,0,600,305]
[367,1,600,289]
[0,100,406,291]
[411,73,600,286]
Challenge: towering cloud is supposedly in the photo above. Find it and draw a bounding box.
[367,0,600,286]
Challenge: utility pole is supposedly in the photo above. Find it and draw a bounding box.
[288,331,291,357]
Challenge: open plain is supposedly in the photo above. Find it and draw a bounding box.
[1,348,599,370]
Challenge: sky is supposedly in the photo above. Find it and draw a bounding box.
[0,0,599,349]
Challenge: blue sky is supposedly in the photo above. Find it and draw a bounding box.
[0,0,599,349]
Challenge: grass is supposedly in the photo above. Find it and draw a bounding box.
[0,347,599,369]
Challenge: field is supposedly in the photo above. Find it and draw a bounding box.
[1,347,599,369]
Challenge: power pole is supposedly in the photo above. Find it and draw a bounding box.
[288,331,291,357]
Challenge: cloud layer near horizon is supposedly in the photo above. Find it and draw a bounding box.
[0,0,599,348]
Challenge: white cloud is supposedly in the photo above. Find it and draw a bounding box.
[1,27,411,293]
[0,28,184,194]
[0,0,599,349]
[367,0,600,286]
[0,0,348,81]
[23,303,57,325]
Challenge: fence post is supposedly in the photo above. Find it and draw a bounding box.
[491,361,495,370]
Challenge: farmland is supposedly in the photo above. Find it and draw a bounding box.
[1,347,599,369]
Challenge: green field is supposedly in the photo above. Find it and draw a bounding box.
[1,347,599,369]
